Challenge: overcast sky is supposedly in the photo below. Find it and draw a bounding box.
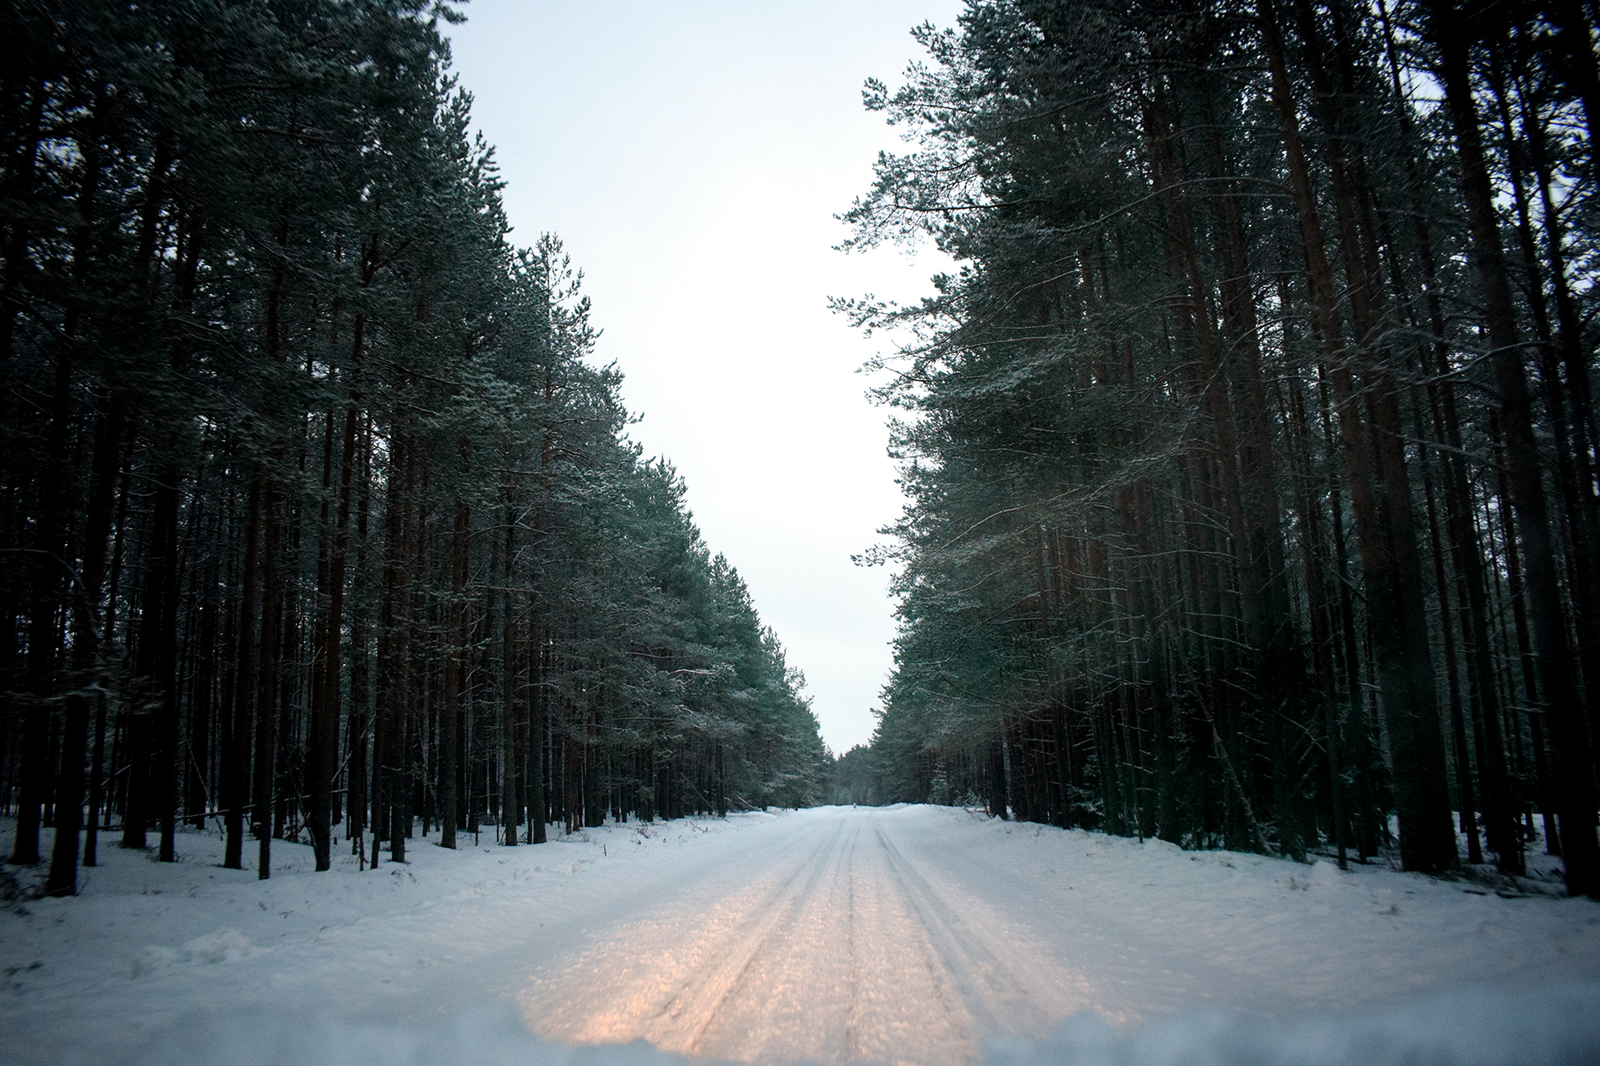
[444,1,963,753]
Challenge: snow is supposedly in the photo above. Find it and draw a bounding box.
[2,806,1597,1065]
[989,983,1600,1066]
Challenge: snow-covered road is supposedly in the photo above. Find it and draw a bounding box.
[517,808,1095,1064]
[3,806,1599,1065]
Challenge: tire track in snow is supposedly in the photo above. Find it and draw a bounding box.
[690,812,974,1065]
[871,819,1105,1041]
[656,816,853,1054]
[518,813,851,1052]
[517,808,1097,1065]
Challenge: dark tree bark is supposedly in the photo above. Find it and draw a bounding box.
[45,389,128,894]
[1260,0,1455,871]
[253,478,282,880]
[440,496,467,849]
[224,473,261,871]
[309,368,361,870]
[528,622,548,844]
[1426,0,1599,896]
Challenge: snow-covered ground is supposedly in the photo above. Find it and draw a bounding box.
[2,806,1598,1065]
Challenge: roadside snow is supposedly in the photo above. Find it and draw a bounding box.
[1,814,772,1064]
[879,807,1600,1023]
[1,806,1596,1065]
[989,982,1600,1066]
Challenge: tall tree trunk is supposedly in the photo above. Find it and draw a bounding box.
[45,389,128,894]
[499,499,519,845]
[1426,0,1599,896]
[224,473,261,871]
[1376,0,1521,869]
[253,478,281,880]
[1516,67,1600,769]
[309,364,361,870]
[440,495,467,849]
[1260,0,1456,871]
[529,622,548,844]
[12,353,70,865]
[1193,74,1308,857]
[378,437,416,865]
[136,459,184,865]
[348,414,373,862]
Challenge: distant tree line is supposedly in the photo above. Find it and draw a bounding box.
[841,0,1600,897]
[0,0,826,898]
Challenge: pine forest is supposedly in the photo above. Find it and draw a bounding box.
[0,0,828,901]
[841,0,1600,898]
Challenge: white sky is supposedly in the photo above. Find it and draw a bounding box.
[445,1,962,754]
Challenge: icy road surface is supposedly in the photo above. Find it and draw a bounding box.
[516,807,1099,1063]
[3,805,1599,1065]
